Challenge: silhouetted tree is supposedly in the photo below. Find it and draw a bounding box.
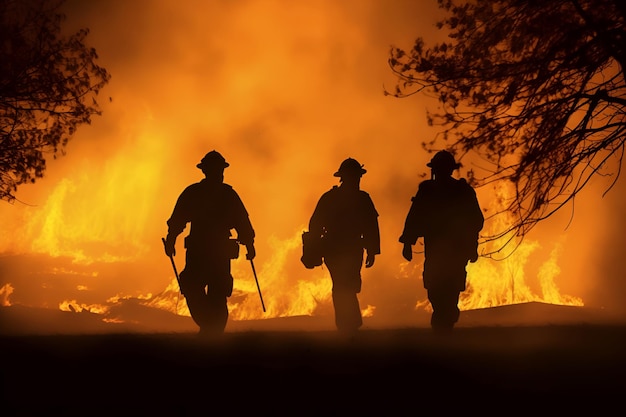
[388,0,626,255]
[0,0,110,203]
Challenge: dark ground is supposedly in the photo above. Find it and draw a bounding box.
[1,325,626,417]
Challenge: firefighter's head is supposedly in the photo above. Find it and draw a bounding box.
[197,150,229,170]
[427,150,460,176]
[197,150,229,181]
[334,157,367,178]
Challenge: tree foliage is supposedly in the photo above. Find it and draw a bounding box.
[388,0,626,256]
[0,0,110,203]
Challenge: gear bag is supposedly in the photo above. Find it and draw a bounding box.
[301,231,324,269]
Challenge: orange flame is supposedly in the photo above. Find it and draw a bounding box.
[59,299,109,315]
[462,182,583,310]
[0,284,14,307]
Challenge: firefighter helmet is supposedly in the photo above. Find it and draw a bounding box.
[426,150,460,170]
[333,157,367,177]
[197,150,229,169]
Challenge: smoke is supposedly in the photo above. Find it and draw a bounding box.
[1,0,624,330]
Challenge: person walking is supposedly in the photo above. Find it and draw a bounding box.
[163,150,256,338]
[399,150,483,333]
[305,157,380,336]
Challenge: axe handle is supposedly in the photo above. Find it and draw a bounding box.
[250,259,266,312]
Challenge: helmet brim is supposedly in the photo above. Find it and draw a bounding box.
[333,168,366,177]
[197,162,229,169]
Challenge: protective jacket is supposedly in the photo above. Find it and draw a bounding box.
[167,179,255,251]
[309,185,380,256]
[399,176,483,290]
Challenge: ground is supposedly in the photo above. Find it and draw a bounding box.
[1,325,625,416]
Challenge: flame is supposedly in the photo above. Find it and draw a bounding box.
[59,299,109,314]
[460,183,584,310]
[362,304,376,318]
[0,283,14,306]
[19,128,166,265]
[141,278,189,316]
[230,229,332,319]
[462,241,583,309]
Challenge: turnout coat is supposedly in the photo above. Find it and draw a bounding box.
[399,177,483,291]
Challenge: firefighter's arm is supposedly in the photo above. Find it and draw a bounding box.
[402,243,413,262]
[245,242,256,260]
[164,218,187,257]
[164,188,193,257]
[163,232,178,257]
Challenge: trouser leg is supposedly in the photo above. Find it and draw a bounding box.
[180,278,211,329]
[332,289,362,333]
[180,249,233,335]
[427,288,460,331]
[182,280,230,335]
[204,292,229,333]
[325,248,364,333]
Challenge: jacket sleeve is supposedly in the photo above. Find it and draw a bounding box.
[399,182,428,245]
[462,180,484,235]
[166,186,193,238]
[230,189,255,246]
[459,181,484,262]
[362,193,381,255]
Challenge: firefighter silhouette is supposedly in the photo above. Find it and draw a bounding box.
[305,158,380,335]
[399,150,483,332]
[164,150,256,338]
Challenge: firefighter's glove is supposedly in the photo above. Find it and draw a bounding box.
[245,243,256,261]
[365,252,376,268]
[402,243,413,262]
[164,236,176,257]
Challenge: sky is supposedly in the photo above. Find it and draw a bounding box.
[1,0,625,332]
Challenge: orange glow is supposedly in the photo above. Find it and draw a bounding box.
[23,129,167,265]
[0,0,622,333]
